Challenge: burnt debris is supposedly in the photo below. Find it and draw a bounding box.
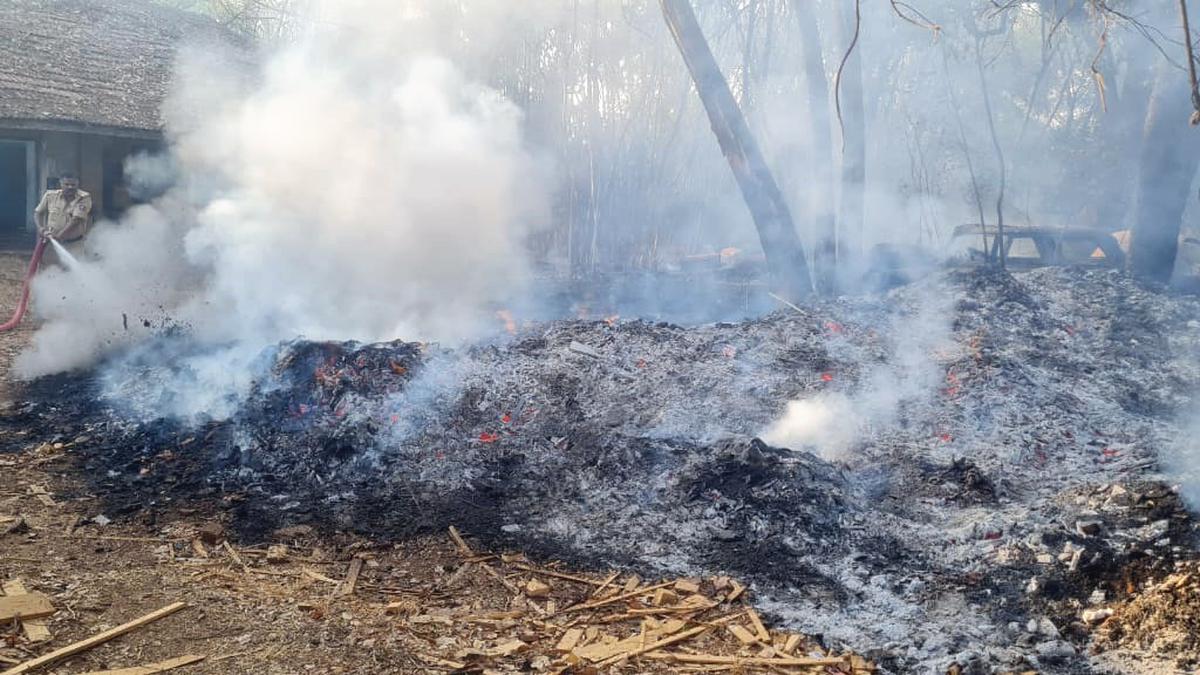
[3,266,1200,673]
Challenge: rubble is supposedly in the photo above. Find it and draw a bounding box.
[4,266,1200,672]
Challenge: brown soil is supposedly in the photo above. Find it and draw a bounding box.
[0,254,871,675]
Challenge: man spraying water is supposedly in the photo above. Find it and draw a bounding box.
[0,173,94,331]
[33,172,92,268]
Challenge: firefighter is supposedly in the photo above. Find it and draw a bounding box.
[33,172,93,267]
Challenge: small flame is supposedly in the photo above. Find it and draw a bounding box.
[496,309,517,335]
[604,314,620,326]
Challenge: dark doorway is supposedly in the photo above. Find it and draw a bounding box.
[0,141,33,249]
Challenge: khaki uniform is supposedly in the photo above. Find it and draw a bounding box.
[34,189,92,267]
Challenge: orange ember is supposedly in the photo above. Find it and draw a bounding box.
[496,309,517,335]
[479,432,500,443]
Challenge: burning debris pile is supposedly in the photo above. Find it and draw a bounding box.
[4,266,1200,673]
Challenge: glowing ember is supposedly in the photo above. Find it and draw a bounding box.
[824,321,845,334]
[722,345,737,358]
[604,315,620,326]
[500,413,512,424]
[943,371,960,397]
[479,432,500,443]
[496,309,517,335]
[820,372,834,382]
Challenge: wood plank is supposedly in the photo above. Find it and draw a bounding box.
[447,526,473,556]
[557,581,675,615]
[0,602,187,675]
[595,625,710,667]
[727,625,757,645]
[589,571,621,599]
[573,619,690,661]
[781,634,802,655]
[1,581,51,642]
[78,654,205,675]
[746,608,770,643]
[645,653,849,667]
[556,628,583,652]
[336,558,364,597]
[221,541,246,569]
[0,594,54,622]
[512,564,606,587]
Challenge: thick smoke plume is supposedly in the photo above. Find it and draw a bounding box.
[17,4,549,381]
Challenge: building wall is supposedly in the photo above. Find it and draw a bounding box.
[0,125,164,247]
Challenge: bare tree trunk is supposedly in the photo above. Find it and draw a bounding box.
[833,0,865,257]
[1130,63,1200,282]
[660,0,813,300]
[791,0,837,293]
[1088,48,1153,232]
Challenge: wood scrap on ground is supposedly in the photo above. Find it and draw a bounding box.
[0,602,188,675]
[437,526,875,673]
[78,654,205,675]
[0,580,53,642]
[0,593,53,622]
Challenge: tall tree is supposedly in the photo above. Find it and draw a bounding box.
[832,0,865,259]
[660,0,813,299]
[792,0,837,292]
[1129,61,1200,282]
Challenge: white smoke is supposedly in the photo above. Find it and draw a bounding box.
[761,394,858,459]
[1168,407,1200,512]
[16,7,551,383]
[761,284,953,460]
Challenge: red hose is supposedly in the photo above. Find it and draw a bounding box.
[0,237,48,332]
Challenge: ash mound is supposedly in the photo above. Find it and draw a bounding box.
[6,266,1200,673]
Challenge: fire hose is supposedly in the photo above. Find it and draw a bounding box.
[0,237,49,332]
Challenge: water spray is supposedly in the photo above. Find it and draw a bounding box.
[48,237,82,272]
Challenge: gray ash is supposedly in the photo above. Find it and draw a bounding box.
[5,266,1200,674]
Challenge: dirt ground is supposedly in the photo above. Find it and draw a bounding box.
[0,253,872,675]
